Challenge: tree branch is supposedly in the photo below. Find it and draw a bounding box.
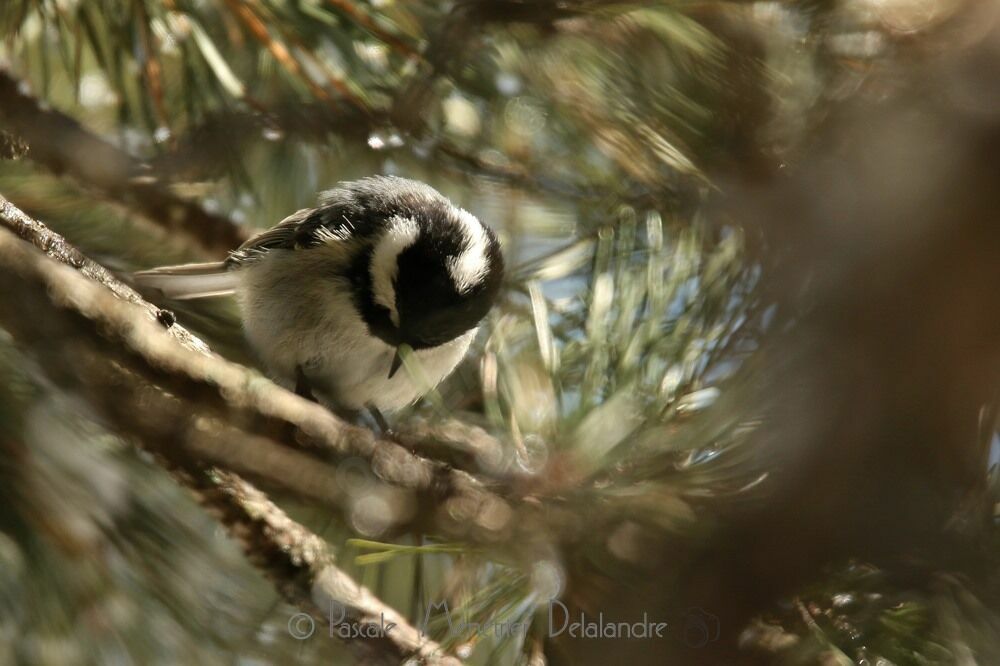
[203,471,460,665]
[325,0,422,60]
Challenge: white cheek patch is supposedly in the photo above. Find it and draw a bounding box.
[447,208,491,294]
[371,216,419,326]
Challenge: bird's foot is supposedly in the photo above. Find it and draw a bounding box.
[363,405,395,439]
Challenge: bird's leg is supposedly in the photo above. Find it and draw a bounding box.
[281,366,321,442]
[294,368,387,436]
[258,365,318,444]
[294,365,317,403]
[365,405,393,437]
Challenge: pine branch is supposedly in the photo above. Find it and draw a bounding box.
[151,101,591,204]
[325,0,421,60]
[202,471,461,666]
[0,69,249,256]
[388,3,479,134]
[0,187,210,353]
[221,0,367,110]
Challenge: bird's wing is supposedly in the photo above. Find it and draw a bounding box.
[135,178,438,298]
[227,176,451,267]
[226,207,317,266]
[226,199,387,268]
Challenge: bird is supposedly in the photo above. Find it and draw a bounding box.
[134,176,504,422]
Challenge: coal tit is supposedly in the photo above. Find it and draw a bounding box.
[135,176,504,415]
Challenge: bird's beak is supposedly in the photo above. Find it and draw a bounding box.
[388,348,404,379]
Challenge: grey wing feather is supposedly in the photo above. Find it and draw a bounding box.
[226,184,395,267]
[226,208,315,267]
[133,261,237,300]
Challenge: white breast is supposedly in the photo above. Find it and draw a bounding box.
[236,247,476,412]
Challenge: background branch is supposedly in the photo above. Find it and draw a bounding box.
[0,70,249,255]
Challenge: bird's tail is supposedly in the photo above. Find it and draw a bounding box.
[133,261,238,300]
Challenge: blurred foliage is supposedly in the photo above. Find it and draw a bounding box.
[0,1,998,665]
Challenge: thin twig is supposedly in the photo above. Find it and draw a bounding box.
[325,0,422,60]
[222,0,369,112]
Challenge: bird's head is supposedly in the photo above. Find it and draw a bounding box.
[352,181,503,375]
